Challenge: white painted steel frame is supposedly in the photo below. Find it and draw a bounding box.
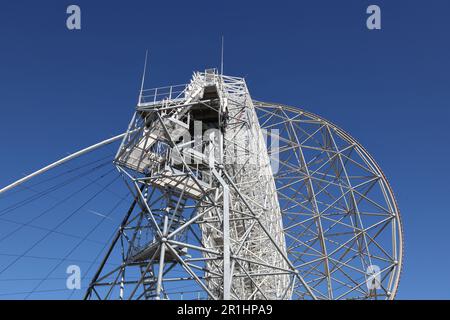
[0,70,402,300]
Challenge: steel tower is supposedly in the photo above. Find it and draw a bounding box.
[80,69,403,300]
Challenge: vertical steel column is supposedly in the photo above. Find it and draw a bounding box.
[222,184,231,300]
[212,169,231,300]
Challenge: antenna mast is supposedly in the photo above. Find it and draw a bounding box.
[138,50,149,104]
[220,36,224,75]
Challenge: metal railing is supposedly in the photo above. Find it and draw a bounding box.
[139,84,187,105]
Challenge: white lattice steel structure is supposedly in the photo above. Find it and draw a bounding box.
[80,69,402,300]
[0,69,402,300]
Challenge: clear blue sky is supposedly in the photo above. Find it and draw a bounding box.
[0,0,449,299]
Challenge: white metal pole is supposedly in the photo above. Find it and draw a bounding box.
[0,132,128,195]
[212,169,231,299]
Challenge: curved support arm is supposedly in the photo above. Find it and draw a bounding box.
[0,132,128,195]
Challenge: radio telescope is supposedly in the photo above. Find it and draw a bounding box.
[0,69,403,300]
